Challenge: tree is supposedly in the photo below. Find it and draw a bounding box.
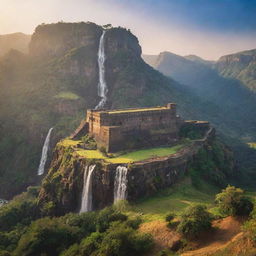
[215,185,253,216]
[177,205,212,239]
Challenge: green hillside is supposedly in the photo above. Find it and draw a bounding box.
[216,49,256,91]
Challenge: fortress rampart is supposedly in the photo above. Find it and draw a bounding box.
[86,103,182,152]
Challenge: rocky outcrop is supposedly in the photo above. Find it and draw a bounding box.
[215,49,256,91]
[29,22,102,58]
[38,127,233,216]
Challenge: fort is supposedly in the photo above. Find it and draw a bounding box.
[41,103,216,214]
[71,103,211,153]
[72,103,187,152]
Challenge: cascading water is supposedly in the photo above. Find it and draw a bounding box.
[37,127,53,176]
[114,166,128,203]
[80,165,96,213]
[95,30,108,110]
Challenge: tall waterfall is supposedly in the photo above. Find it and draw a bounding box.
[80,165,96,213]
[114,166,128,203]
[37,127,53,176]
[95,30,108,110]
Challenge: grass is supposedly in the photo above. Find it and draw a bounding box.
[75,144,184,164]
[248,142,256,149]
[128,177,219,222]
[54,91,80,100]
[58,139,82,147]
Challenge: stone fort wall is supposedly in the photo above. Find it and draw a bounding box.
[86,103,182,152]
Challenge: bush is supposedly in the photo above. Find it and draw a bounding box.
[165,212,175,223]
[177,205,212,239]
[0,198,39,231]
[96,207,127,232]
[215,185,253,216]
[96,222,153,256]
[13,217,79,256]
[81,135,97,150]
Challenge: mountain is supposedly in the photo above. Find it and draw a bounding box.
[0,32,31,56]
[184,54,215,66]
[215,49,256,91]
[143,52,214,89]
[0,22,213,199]
[143,51,256,141]
[142,54,158,67]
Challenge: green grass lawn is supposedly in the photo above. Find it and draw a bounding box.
[54,91,80,100]
[59,139,184,164]
[128,177,219,222]
[75,144,184,164]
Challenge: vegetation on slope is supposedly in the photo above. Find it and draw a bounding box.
[143,51,256,141]
[0,22,218,199]
[216,49,256,91]
[0,33,31,56]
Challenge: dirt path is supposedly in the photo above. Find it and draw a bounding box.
[139,220,181,255]
[181,216,243,256]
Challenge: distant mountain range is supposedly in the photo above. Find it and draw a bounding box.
[143,48,256,92]
[215,49,256,91]
[0,32,31,56]
[143,51,256,140]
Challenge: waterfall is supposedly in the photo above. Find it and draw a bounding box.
[37,127,53,176]
[80,165,96,213]
[114,166,128,203]
[95,30,108,110]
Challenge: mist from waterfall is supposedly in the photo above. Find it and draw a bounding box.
[37,127,53,176]
[80,165,96,213]
[95,30,108,110]
[114,166,128,203]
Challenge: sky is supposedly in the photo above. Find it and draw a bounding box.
[0,0,256,60]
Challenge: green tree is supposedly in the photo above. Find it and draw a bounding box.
[13,217,79,256]
[215,185,253,216]
[177,205,212,239]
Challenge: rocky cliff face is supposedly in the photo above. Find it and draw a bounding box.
[38,128,234,216]
[1,22,211,199]
[215,49,256,91]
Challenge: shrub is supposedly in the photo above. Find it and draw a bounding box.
[0,199,39,231]
[13,217,79,256]
[96,207,127,232]
[81,135,97,150]
[79,232,103,256]
[96,222,153,256]
[165,212,176,223]
[215,185,253,216]
[177,205,212,239]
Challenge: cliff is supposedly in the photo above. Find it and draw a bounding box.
[38,127,234,215]
[0,22,210,199]
[215,49,256,91]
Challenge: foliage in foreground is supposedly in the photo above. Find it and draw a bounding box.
[0,198,152,256]
[215,185,253,217]
[177,204,212,239]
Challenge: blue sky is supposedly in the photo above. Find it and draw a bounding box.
[1,0,255,59]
